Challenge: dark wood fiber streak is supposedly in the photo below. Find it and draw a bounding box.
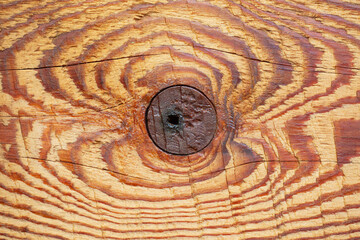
[0,0,360,239]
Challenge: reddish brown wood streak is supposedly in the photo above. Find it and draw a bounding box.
[335,120,360,164]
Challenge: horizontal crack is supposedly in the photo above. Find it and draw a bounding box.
[1,45,359,74]
[195,45,293,68]
[4,155,356,184]
[195,45,360,72]
[0,98,134,118]
[0,53,163,71]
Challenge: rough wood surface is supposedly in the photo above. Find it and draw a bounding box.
[146,85,217,155]
[1,0,360,239]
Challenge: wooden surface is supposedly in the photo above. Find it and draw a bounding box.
[1,0,360,239]
[146,85,217,155]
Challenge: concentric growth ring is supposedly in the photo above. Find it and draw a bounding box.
[1,0,360,239]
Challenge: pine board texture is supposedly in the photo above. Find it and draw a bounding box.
[1,0,360,239]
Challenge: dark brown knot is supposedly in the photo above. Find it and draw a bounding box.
[146,85,217,155]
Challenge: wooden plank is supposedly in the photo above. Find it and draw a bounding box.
[0,0,360,239]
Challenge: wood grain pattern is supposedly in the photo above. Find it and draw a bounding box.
[0,0,360,239]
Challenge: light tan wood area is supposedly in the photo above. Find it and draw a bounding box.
[1,0,360,239]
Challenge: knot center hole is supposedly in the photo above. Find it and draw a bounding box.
[167,114,180,125]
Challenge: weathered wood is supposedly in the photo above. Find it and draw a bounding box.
[146,85,217,155]
[0,0,360,239]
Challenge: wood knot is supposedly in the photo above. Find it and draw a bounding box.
[146,85,217,155]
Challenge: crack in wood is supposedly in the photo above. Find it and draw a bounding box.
[4,156,356,184]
